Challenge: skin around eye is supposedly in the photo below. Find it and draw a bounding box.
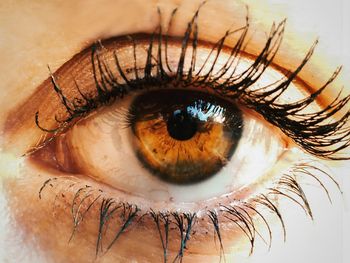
[10,18,347,262]
[0,0,349,263]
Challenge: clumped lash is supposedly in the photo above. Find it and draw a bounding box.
[35,3,350,160]
[150,210,171,262]
[37,159,339,262]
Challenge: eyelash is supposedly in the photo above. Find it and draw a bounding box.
[35,9,349,160]
[38,160,339,260]
[33,5,347,261]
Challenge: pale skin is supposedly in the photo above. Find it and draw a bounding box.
[0,0,349,262]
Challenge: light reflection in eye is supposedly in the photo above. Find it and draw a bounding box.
[6,3,348,262]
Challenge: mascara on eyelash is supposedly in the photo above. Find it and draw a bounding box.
[37,159,340,261]
[33,2,350,161]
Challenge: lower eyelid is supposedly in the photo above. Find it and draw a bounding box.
[7,151,338,262]
[9,168,250,260]
[29,183,257,260]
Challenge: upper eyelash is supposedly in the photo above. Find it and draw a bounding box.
[34,7,350,160]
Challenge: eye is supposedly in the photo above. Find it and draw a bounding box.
[36,87,285,202]
[9,5,348,262]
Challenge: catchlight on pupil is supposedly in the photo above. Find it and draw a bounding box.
[167,109,197,141]
[129,90,243,184]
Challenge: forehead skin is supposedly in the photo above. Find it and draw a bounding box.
[0,0,349,262]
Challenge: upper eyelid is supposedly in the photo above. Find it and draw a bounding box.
[0,1,346,91]
[3,25,349,162]
[0,1,343,120]
[0,2,348,157]
[2,32,290,137]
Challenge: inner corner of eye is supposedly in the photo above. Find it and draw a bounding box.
[30,86,289,204]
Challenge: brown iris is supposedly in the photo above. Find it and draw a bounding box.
[129,89,243,184]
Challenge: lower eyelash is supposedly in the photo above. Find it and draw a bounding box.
[37,160,340,262]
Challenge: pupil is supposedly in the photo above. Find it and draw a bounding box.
[167,109,197,141]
